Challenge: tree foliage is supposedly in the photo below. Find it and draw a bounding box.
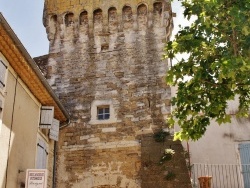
[165,0,250,140]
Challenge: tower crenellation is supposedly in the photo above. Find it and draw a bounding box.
[44,0,173,45]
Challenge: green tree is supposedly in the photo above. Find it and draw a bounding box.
[165,0,250,140]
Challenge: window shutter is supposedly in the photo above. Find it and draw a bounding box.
[42,143,48,169]
[39,106,54,129]
[239,143,250,187]
[0,60,7,89]
[36,139,48,169]
[36,141,43,169]
[49,118,59,141]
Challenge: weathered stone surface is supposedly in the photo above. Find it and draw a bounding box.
[141,134,191,188]
[40,0,191,187]
[33,55,49,77]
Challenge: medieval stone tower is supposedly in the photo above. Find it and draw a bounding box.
[41,0,191,187]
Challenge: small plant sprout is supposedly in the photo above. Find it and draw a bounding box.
[165,149,175,155]
[159,149,175,164]
[165,171,176,181]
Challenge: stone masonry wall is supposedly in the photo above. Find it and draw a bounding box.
[41,0,191,187]
[141,134,191,188]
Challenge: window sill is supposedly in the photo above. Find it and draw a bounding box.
[89,118,118,125]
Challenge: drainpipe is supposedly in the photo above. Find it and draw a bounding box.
[52,141,57,188]
[4,75,18,188]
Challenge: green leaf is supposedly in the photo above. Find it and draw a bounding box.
[242,26,249,36]
[164,0,250,141]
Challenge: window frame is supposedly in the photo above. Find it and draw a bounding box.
[89,100,118,124]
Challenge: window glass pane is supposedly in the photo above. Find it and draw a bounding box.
[98,108,103,114]
[104,108,110,113]
[104,114,110,119]
[98,114,104,120]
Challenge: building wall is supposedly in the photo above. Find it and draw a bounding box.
[181,104,250,165]
[174,95,250,165]
[182,115,250,187]
[0,53,55,188]
[172,84,250,187]
[0,54,13,188]
[5,73,40,188]
[43,1,191,187]
[172,85,250,163]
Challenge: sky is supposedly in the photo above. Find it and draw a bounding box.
[1,0,49,57]
[0,0,187,58]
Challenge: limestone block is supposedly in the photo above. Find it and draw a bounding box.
[80,135,90,140]
[101,127,116,133]
[88,137,101,143]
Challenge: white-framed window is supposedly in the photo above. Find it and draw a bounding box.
[36,137,48,169]
[89,100,117,124]
[0,60,7,89]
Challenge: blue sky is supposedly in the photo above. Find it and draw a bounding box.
[0,0,185,58]
[1,0,49,57]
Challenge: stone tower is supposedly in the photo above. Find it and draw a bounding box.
[42,0,191,187]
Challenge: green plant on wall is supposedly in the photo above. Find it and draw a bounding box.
[165,171,176,181]
[153,130,170,142]
[159,149,175,164]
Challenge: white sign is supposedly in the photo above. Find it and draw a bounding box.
[49,118,59,141]
[39,106,54,129]
[25,169,47,188]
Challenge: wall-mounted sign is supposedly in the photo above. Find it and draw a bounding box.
[39,106,54,129]
[25,169,47,188]
[49,118,59,141]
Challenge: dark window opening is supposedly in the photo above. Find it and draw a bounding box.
[97,106,110,120]
[65,13,74,27]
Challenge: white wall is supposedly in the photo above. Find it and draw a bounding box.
[181,102,250,165]
[0,54,41,188]
[172,86,250,165]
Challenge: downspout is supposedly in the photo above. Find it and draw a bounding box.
[4,75,18,188]
[52,119,70,188]
[52,141,57,188]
